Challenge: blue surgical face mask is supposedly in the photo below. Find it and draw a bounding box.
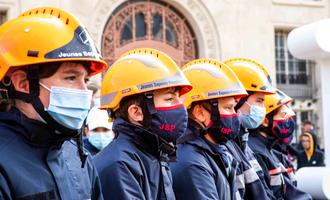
[238,102,266,129]
[40,82,92,130]
[88,130,113,150]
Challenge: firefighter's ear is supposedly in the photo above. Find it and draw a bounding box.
[127,104,143,124]
[10,70,29,94]
[191,104,211,127]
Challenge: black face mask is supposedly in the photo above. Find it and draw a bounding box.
[281,134,293,144]
[207,113,241,141]
[205,100,241,143]
[150,104,188,144]
[272,117,295,139]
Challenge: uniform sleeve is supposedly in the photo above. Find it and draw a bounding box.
[0,171,12,200]
[254,154,271,189]
[243,147,273,200]
[98,160,145,200]
[254,169,276,200]
[243,168,272,200]
[253,154,278,200]
[172,164,223,200]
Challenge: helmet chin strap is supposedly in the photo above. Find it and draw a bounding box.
[234,94,250,112]
[205,99,228,144]
[138,92,156,129]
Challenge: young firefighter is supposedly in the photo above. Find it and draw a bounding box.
[171,58,248,200]
[224,58,276,199]
[94,48,192,200]
[0,7,108,199]
[249,89,312,199]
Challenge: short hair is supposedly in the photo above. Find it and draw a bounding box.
[113,93,145,122]
[187,100,212,121]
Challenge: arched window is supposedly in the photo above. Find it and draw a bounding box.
[102,0,198,66]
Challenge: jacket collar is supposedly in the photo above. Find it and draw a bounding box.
[112,118,176,158]
[250,129,277,149]
[0,107,73,147]
[178,118,228,156]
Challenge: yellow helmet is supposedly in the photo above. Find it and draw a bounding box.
[100,48,192,110]
[181,58,248,109]
[224,58,276,95]
[264,89,293,115]
[0,7,108,80]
